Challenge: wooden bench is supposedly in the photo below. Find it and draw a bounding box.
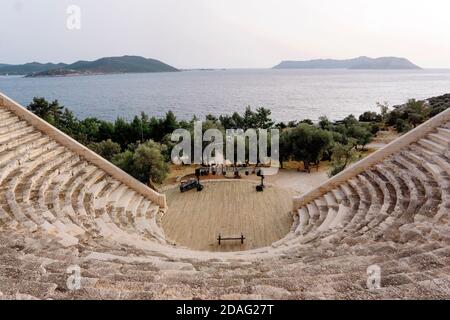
[217,233,245,245]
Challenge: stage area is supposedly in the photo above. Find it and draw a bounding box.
[162,180,295,252]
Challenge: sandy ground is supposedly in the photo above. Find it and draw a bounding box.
[162,180,295,252]
[239,169,329,194]
[366,129,400,150]
[262,169,327,194]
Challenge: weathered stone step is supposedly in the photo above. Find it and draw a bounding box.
[418,138,446,154]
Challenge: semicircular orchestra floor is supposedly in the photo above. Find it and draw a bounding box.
[162,180,296,252]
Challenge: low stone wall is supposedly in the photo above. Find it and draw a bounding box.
[0,93,167,208]
[293,106,450,211]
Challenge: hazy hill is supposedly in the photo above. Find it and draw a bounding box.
[0,56,178,77]
[0,62,68,75]
[63,56,179,74]
[274,56,421,70]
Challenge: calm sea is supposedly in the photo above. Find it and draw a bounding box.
[1,69,450,123]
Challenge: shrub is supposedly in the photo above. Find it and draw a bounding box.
[112,140,169,185]
[359,111,382,122]
[87,139,121,161]
[328,141,357,177]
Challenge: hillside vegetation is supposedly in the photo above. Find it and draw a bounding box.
[0,56,178,76]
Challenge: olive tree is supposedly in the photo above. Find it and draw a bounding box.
[289,123,333,173]
[113,140,169,185]
[88,139,121,161]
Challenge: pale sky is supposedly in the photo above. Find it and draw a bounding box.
[1,0,450,68]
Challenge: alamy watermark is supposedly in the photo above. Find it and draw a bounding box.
[170,122,280,174]
[66,5,81,30]
[66,265,81,291]
[367,264,381,290]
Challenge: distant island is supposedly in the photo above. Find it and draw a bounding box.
[0,56,179,77]
[273,56,421,70]
[0,62,68,75]
[0,55,422,76]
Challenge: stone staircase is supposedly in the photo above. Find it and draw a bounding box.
[0,92,449,299]
[0,104,168,249]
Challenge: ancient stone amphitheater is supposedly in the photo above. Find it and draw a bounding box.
[0,92,449,300]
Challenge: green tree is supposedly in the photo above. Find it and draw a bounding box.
[88,139,121,161]
[328,141,357,177]
[346,124,373,150]
[231,111,244,129]
[377,102,390,128]
[162,111,179,134]
[254,107,274,129]
[132,140,169,184]
[290,124,333,173]
[342,114,359,126]
[58,108,80,137]
[113,140,169,185]
[114,117,133,148]
[279,129,293,168]
[299,119,314,125]
[27,97,64,125]
[388,99,431,133]
[243,106,256,130]
[318,116,332,131]
[205,114,218,122]
[79,118,101,143]
[112,150,135,175]
[359,111,382,122]
[405,99,430,127]
[322,131,344,161]
[97,121,115,142]
[394,118,411,133]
